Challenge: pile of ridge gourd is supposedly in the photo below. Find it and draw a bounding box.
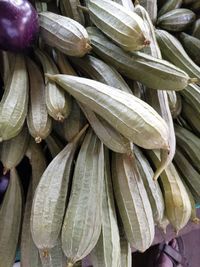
[1,0,200,266]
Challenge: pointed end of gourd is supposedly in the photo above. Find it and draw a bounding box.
[70,123,89,144]
[153,149,170,180]
[153,171,160,181]
[66,261,74,267]
[189,77,199,84]
[175,229,180,236]
[158,216,169,234]
[39,249,52,267]
[45,73,56,82]
[144,39,151,47]
[56,112,65,122]
[86,43,92,53]
[35,136,42,143]
[192,217,200,224]
[3,167,9,175]
[160,226,167,234]
[77,5,89,13]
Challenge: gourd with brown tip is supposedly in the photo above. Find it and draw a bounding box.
[39,12,91,57]
[31,125,88,264]
[87,0,149,52]
[0,54,28,142]
[26,58,52,143]
[46,74,169,150]
[61,129,104,266]
[112,152,155,252]
[87,27,193,91]
[0,169,22,267]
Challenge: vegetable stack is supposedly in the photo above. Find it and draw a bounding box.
[1,0,200,267]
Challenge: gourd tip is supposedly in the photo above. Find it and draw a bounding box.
[134,0,140,6]
[192,217,200,224]
[144,39,151,46]
[66,261,74,267]
[3,167,9,175]
[45,73,56,82]
[86,43,92,52]
[153,174,159,181]
[35,136,42,143]
[189,77,199,84]
[56,112,65,122]
[77,5,89,14]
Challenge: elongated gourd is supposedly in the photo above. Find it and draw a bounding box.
[90,148,121,267]
[0,54,28,142]
[61,129,104,266]
[179,33,200,66]
[35,49,71,121]
[70,56,132,153]
[134,2,176,181]
[112,152,155,252]
[31,125,88,262]
[174,148,200,203]
[0,127,30,174]
[155,29,200,81]
[157,9,196,32]
[87,27,193,91]
[181,100,200,135]
[21,141,46,267]
[146,150,191,232]
[27,58,52,143]
[175,125,200,173]
[39,12,91,57]
[70,55,132,94]
[180,180,200,224]
[87,0,149,51]
[179,84,200,132]
[0,169,22,267]
[46,74,169,150]
[134,146,164,224]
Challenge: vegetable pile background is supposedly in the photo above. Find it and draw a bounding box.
[1,0,200,266]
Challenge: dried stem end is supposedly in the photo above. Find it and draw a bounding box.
[144,39,151,46]
[192,217,200,224]
[35,136,42,143]
[56,112,65,122]
[189,78,199,84]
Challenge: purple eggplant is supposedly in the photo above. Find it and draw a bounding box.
[0,173,10,205]
[0,0,39,52]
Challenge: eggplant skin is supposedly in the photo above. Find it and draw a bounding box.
[0,0,39,52]
[0,173,10,205]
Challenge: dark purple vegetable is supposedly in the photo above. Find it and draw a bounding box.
[0,173,10,205]
[0,0,39,52]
